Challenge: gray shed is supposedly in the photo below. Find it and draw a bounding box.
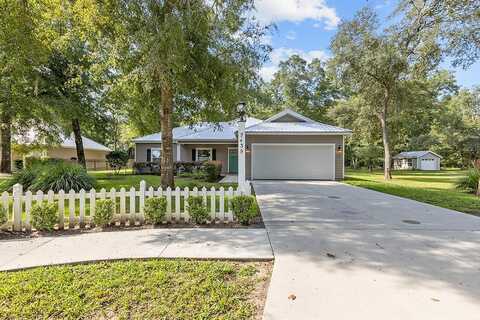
[393,151,442,171]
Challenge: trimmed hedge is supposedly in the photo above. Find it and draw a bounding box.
[94,199,114,227]
[31,202,57,231]
[202,161,222,182]
[231,195,257,225]
[144,197,167,224]
[187,196,209,224]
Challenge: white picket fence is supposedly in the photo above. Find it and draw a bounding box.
[2,181,251,232]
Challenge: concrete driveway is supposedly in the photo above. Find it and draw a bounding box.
[254,180,480,320]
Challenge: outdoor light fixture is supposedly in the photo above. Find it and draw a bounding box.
[237,101,246,122]
[336,145,343,153]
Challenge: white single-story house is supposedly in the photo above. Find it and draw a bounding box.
[393,151,442,171]
[12,135,112,170]
[133,109,352,180]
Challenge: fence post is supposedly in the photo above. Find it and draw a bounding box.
[139,180,146,224]
[12,184,23,231]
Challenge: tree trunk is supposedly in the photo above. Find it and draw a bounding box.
[160,83,174,188]
[0,112,12,174]
[71,118,86,169]
[476,180,480,197]
[379,111,392,180]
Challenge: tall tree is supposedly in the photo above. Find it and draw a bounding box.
[0,0,49,173]
[110,0,268,187]
[38,1,111,168]
[395,0,480,68]
[261,55,339,122]
[330,8,409,180]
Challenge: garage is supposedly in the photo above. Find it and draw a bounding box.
[420,158,437,170]
[251,144,335,180]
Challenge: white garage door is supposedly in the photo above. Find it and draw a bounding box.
[420,158,436,170]
[251,144,335,180]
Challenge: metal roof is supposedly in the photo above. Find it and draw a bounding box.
[60,135,111,152]
[393,151,442,159]
[133,109,352,142]
[245,121,352,134]
[133,118,263,143]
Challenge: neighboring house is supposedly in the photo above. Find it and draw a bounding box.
[133,109,352,180]
[12,135,112,170]
[393,151,442,171]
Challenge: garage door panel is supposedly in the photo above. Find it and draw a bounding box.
[252,144,335,180]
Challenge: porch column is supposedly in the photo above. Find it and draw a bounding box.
[176,143,181,161]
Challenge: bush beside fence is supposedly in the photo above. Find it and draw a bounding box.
[1,181,251,232]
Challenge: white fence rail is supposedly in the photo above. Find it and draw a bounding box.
[1,181,251,232]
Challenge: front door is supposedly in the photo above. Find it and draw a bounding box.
[228,148,238,173]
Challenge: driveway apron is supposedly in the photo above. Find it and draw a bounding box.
[254,180,480,320]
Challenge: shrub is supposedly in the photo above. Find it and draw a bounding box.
[8,166,39,190]
[29,163,96,192]
[231,195,257,225]
[457,168,480,194]
[0,206,7,226]
[187,196,209,224]
[24,157,63,169]
[106,150,129,174]
[31,202,57,231]
[144,197,167,224]
[94,199,114,227]
[202,161,222,182]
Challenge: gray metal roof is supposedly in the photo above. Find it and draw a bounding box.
[61,136,112,152]
[133,118,263,143]
[245,121,352,134]
[393,151,442,159]
[133,109,352,143]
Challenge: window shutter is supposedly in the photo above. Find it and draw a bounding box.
[212,149,216,160]
[147,149,151,162]
[192,149,196,161]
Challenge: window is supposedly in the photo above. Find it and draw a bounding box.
[196,148,212,162]
[151,148,161,162]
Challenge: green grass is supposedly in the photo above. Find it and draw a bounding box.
[0,170,236,193]
[0,259,270,319]
[90,171,236,191]
[345,169,480,216]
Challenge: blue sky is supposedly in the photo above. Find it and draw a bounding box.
[254,0,479,88]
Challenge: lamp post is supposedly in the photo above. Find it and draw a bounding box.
[237,102,246,192]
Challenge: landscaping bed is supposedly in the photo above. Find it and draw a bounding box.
[0,259,273,319]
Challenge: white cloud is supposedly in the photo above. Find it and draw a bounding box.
[260,47,329,81]
[255,0,340,30]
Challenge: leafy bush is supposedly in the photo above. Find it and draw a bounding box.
[9,162,95,192]
[94,199,114,227]
[0,206,7,226]
[106,150,130,174]
[144,197,167,224]
[175,161,203,174]
[231,195,257,225]
[31,202,57,231]
[30,163,96,192]
[133,162,160,174]
[8,166,39,190]
[24,157,63,169]
[187,196,209,224]
[457,168,480,194]
[202,161,222,182]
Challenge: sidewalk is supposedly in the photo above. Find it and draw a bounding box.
[0,228,273,271]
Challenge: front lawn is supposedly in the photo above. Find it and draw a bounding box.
[345,169,480,216]
[0,259,271,319]
[89,171,237,190]
[0,170,236,193]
